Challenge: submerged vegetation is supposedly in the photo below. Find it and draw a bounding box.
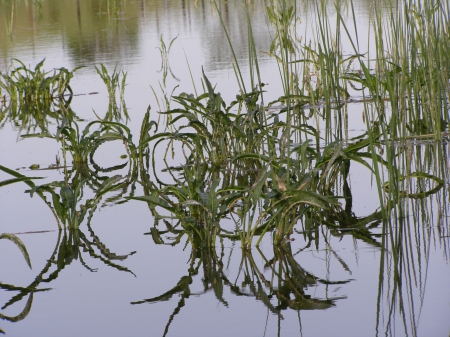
[1,0,449,335]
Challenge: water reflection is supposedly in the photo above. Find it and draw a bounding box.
[0,57,449,335]
[0,58,81,135]
[0,0,274,72]
[27,119,137,228]
[0,112,138,332]
[131,243,349,336]
[0,226,135,334]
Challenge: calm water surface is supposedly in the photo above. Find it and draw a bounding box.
[0,1,449,336]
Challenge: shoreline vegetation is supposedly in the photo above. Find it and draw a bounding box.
[0,0,449,335]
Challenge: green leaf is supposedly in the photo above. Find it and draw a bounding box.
[282,190,338,208]
[248,165,271,203]
[52,193,66,223]
[207,179,220,212]
[0,292,34,323]
[0,176,43,188]
[0,233,32,269]
[150,227,165,244]
[97,175,123,195]
[129,195,177,214]
[202,67,215,98]
[60,185,75,206]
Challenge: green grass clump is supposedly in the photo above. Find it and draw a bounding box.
[95,63,129,123]
[0,59,81,135]
[0,58,80,105]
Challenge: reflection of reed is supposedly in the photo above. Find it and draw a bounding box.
[0,224,135,333]
[376,140,450,336]
[0,59,82,135]
[0,109,138,229]
[131,242,350,336]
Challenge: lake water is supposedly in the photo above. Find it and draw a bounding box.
[1,1,449,336]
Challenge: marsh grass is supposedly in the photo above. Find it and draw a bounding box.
[0,1,449,334]
[17,116,138,229]
[56,119,135,166]
[24,156,137,229]
[157,34,179,86]
[134,81,389,247]
[2,0,447,251]
[0,59,79,104]
[0,59,81,135]
[132,0,392,248]
[95,63,129,122]
[125,8,449,299]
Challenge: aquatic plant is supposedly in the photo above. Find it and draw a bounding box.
[95,63,129,122]
[16,116,138,229]
[134,62,408,248]
[55,119,135,166]
[95,64,126,100]
[0,1,449,336]
[156,34,179,86]
[26,157,136,230]
[0,59,80,105]
[130,0,448,256]
[0,165,43,189]
[0,59,81,135]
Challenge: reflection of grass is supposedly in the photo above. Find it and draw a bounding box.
[157,34,179,86]
[0,59,79,104]
[130,2,450,333]
[0,232,32,333]
[131,243,350,336]
[0,59,81,135]
[25,119,137,229]
[0,226,135,334]
[95,63,129,123]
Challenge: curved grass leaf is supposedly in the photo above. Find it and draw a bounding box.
[0,292,33,323]
[131,275,192,305]
[0,233,32,269]
[128,195,178,214]
[384,172,444,199]
[0,176,43,188]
